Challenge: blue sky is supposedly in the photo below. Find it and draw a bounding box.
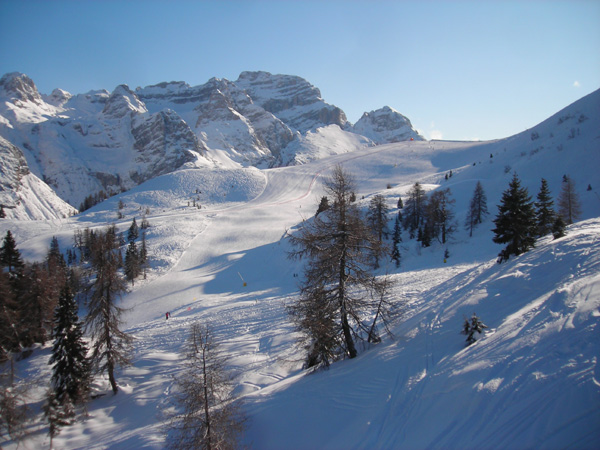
[1,0,598,140]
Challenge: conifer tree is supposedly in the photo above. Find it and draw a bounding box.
[85,226,133,394]
[558,175,582,224]
[425,188,456,244]
[391,213,402,268]
[288,165,390,366]
[49,283,91,411]
[0,231,23,273]
[125,241,140,285]
[535,178,556,236]
[403,182,427,235]
[367,194,390,268]
[492,173,537,262]
[167,323,245,450]
[127,218,139,243]
[315,196,329,216]
[465,181,489,237]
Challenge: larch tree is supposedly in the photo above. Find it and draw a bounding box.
[425,188,456,245]
[85,226,133,394]
[167,323,245,450]
[558,175,582,225]
[288,165,391,367]
[492,173,537,262]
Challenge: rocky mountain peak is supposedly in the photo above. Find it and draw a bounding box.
[0,72,43,105]
[45,88,72,107]
[102,84,148,118]
[353,106,424,144]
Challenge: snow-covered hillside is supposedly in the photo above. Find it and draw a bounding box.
[1,89,599,449]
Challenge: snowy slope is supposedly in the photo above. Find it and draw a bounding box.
[1,89,599,449]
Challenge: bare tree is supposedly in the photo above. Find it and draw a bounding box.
[166,323,245,450]
[85,226,133,394]
[558,175,582,224]
[288,165,392,367]
[465,181,489,237]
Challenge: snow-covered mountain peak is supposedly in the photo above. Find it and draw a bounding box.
[44,88,72,107]
[102,84,148,118]
[235,70,348,132]
[0,72,44,105]
[352,105,424,143]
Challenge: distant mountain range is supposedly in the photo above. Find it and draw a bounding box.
[0,71,423,217]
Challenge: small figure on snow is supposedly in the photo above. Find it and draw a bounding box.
[462,313,487,346]
[166,312,170,320]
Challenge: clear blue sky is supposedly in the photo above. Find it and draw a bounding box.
[1,0,598,141]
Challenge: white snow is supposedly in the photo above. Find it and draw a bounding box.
[1,89,599,449]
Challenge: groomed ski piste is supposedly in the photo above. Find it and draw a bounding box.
[2,89,600,449]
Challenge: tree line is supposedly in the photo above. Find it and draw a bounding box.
[0,217,150,444]
[288,165,585,370]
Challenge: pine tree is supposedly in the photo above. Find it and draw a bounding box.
[366,194,390,268]
[552,216,566,239]
[391,213,402,268]
[465,181,488,237]
[492,173,537,262]
[85,226,133,394]
[462,313,487,346]
[0,231,23,273]
[167,323,245,450]
[0,270,21,360]
[535,178,556,237]
[403,182,427,235]
[425,188,456,244]
[558,175,582,224]
[315,196,329,216]
[125,241,140,285]
[49,283,91,410]
[127,218,139,243]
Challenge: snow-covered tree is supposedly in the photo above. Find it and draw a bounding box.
[49,283,91,411]
[492,173,537,262]
[462,313,487,346]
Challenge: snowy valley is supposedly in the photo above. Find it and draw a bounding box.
[0,75,599,449]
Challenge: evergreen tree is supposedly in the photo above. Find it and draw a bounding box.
[124,241,140,285]
[315,196,329,216]
[0,205,5,218]
[366,194,390,268]
[397,197,403,209]
[49,283,91,411]
[465,181,489,237]
[139,231,148,279]
[391,213,402,268]
[552,216,567,239]
[403,182,427,235]
[85,226,133,394]
[127,218,139,243]
[462,313,487,346]
[535,178,556,236]
[558,175,582,224]
[492,173,537,262]
[425,188,456,244]
[0,231,23,273]
[0,270,21,360]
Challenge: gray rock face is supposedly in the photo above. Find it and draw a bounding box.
[0,72,43,105]
[235,71,348,132]
[352,106,424,144]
